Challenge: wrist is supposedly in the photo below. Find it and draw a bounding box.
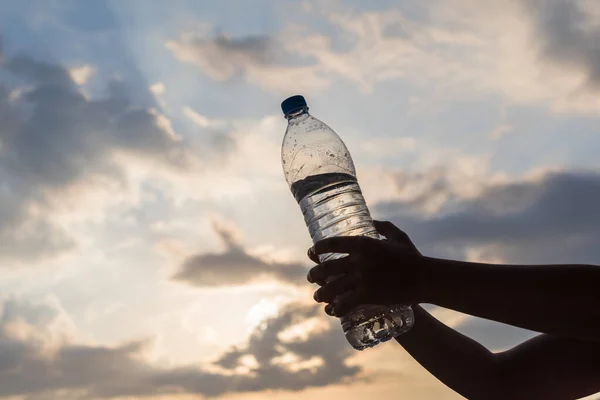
[418,256,446,304]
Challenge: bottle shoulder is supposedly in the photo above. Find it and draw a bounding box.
[286,114,333,133]
[282,114,357,185]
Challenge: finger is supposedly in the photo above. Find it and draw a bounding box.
[307,247,320,264]
[332,291,363,317]
[324,303,335,316]
[307,257,353,283]
[313,274,358,303]
[311,236,376,256]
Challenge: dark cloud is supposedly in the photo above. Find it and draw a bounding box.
[0,298,360,398]
[173,223,308,287]
[165,32,314,85]
[0,48,188,264]
[376,169,600,265]
[529,0,600,90]
[6,55,74,86]
[165,303,361,396]
[166,31,329,93]
[212,34,272,63]
[166,34,276,81]
[0,298,166,398]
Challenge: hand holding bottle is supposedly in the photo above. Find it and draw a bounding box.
[307,221,426,317]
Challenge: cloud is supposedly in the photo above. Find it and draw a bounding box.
[183,106,226,129]
[166,34,273,82]
[183,303,360,396]
[68,65,95,86]
[173,221,308,287]
[0,47,190,264]
[369,153,497,217]
[530,0,600,92]
[376,168,600,265]
[489,123,513,140]
[166,1,600,111]
[0,298,360,398]
[0,297,160,398]
[165,32,330,93]
[165,7,487,93]
[388,167,456,215]
[182,107,236,157]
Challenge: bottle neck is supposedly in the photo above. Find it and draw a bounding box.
[285,106,309,121]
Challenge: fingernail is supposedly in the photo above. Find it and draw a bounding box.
[307,247,315,257]
[306,272,313,283]
[313,291,319,302]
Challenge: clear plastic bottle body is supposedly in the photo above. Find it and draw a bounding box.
[281,103,414,350]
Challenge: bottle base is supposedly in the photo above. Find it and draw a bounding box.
[341,304,414,350]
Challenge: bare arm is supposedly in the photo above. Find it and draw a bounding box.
[396,305,498,399]
[397,305,600,400]
[423,257,600,341]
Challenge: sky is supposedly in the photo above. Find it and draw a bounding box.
[1,0,600,399]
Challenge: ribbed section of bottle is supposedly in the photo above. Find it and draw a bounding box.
[300,180,378,250]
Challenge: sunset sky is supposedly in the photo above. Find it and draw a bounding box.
[1,0,600,399]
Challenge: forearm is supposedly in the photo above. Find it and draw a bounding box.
[398,307,600,400]
[396,305,500,399]
[421,257,600,340]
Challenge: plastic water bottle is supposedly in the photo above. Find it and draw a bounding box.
[280,95,414,350]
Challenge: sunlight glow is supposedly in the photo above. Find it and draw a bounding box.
[244,297,286,332]
[272,353,325,372]
[278,317,329,343]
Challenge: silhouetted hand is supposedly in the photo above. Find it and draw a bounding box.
[307,220,425,317]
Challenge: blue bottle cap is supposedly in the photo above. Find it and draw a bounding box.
[281,95,307,115]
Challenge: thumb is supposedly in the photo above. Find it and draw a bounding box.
[373,220,420,254]
[373,220,405,241]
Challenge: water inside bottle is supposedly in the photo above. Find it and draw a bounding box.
[291,172,414,350]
